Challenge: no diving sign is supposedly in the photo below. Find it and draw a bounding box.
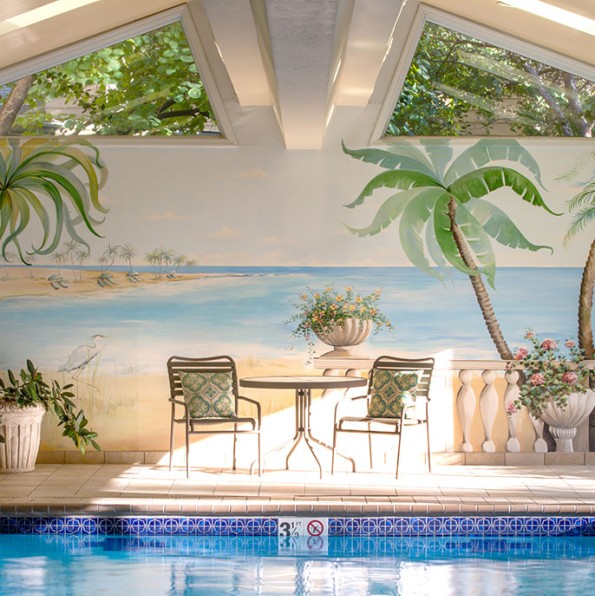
[278,517,328,554]
[278,517,328,538]
[306,519,325,537]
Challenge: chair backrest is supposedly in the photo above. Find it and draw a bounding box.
[368,355,435,402]
[167,355,240,405]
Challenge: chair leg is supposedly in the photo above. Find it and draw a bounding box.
[395,431,402,480]
[232,427,238,471]
[257,432,261,477]
[169,408,175,472]
[185,421,190,479]
[426,418,432,474]
[331,426,337,475]
[368,423,373,469]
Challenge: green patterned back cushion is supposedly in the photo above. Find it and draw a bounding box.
[179,370,236,418]
[367,369,420,418]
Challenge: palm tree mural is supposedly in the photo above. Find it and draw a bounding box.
[343,139,558,360]
[558,150,595,360]
[0,138,108,264]
[119,243,136,273]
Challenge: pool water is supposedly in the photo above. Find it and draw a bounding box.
[0,535,594,595]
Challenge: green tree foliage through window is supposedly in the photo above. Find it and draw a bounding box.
[0,22,219,137]
[388,22,594,137]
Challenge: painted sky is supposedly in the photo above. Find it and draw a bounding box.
[17,139,594,269]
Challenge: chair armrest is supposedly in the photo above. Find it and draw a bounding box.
[169,397,187,407]
[333,393,368,422]
[237,395,262,424]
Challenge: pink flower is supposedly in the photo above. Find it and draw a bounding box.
[505,401,518,414]
[513,348,529,360]
[541,339,557,351]
[530,373,545,386]
[565,339,576,348]
[561,371,578,385]
[525,330,535,339]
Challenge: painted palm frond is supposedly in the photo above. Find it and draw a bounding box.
[341,141,436,177]
[565,181,595,244]
[399,188,452,280]
[449,167,558,213]
[444,139,545,189]
[0,138,108,263]
[345,170,442,208]
[469,199,552,253]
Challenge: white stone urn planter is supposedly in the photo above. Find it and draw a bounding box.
[0,404,46,472]
[539,389,595,453]
[315,318,373,357]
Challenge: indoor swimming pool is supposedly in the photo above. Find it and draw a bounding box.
[0,516,594,595]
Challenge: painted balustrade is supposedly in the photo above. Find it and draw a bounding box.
[314,355,595,456]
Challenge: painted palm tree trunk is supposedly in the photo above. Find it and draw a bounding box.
[447,198,513,360]
[578,238,595,360]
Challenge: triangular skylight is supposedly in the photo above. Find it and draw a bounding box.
[0,21,221,137]
[387,20,594,138]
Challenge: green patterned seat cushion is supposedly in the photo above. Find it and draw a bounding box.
[367,369,420,418]
[179,371,236,418]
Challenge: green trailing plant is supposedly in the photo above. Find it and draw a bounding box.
[0,137,108,264]
[508,330,590,418]
[0,360,100,453]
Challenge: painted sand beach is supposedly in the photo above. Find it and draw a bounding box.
[0,265,584,454]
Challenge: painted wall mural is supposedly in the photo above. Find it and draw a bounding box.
[0,137,592,455]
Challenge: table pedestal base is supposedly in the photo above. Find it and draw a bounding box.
[252,388,354,478]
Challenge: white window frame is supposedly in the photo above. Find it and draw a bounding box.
[370,4,595,144]
[0,6,237,145]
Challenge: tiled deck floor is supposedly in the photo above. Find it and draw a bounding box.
[1,464,594,515]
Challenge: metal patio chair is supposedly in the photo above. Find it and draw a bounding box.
[331,355,434,479]
[167,355,261,477]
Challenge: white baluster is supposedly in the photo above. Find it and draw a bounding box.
[479,370,498,452]
[530,415,549,452]
[457,369,476,452]
[504,370,520,453]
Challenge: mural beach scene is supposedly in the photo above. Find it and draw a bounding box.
[0,265,584,371]
[0,132,593,460]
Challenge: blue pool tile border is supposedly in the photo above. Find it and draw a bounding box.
[0,516,594,537]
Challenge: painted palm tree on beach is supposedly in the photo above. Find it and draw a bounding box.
[558,150,595,360]
[343,139,558,360]
[0,138,108,264]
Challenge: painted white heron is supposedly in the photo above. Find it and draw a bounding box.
[58,335,106,380]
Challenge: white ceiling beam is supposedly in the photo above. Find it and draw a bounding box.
[263,0,340,149]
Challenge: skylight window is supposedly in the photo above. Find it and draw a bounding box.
[0,21,220,137]
[387,21,594,138]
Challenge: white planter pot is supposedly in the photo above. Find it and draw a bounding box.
[539,390,595,453]
[0,404,46,472]
[315,318,373,357]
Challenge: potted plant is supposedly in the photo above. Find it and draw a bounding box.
[286,285,393,360]
[509,329,595,452]
[0,360,100,472]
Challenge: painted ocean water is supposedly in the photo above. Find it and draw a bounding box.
[0,266,584,373]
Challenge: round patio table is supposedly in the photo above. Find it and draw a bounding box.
[240,375,367,477]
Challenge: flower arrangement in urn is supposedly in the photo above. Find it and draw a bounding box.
[286,285,393,359]
[509,329,592,418]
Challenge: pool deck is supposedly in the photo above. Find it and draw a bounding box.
[1,463,594,516]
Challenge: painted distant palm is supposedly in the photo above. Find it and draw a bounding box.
[0,138,108,263]
[559,150,595,359]
[343,139,558,359]
[119,243,136,273]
